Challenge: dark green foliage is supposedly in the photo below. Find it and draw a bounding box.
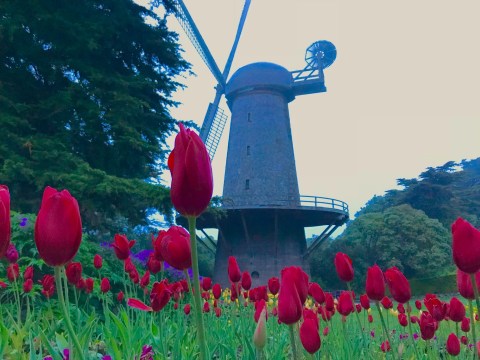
[310,205,452,291]
[355,158,480,228]
[0,0,190,231]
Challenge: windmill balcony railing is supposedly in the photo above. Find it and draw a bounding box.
[219,195,349,214]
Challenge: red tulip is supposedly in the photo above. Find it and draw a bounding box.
[323,327,329,336]
[300,317,321,354]
[397,303,405,313]
[456,269,480,300]
[366,264,385,301]
[228,256,241,283]
[100,278,110,293]
[461,317,470,332]
[7,263,19,282]
[212,283,221,299]
[159,226,192,271]
[34,187,82,266]
[23,266,34,281]
[85,278,94,294]
[152,280,172,311]
[419,311,436,340]
[214,307,221,318]
[308,282,325,304]
[380,341,391,353]
[398,313,408,327]
[147,253,162,274]
[40,274,55,298]
[415,299,422,310]
[254,299,267,323]
[202,301,210,313]
[380,296,393,309]
[66,262,82,285]
[140,271,150,288]
[360,294,370,310]
[241,272,252,290]
[461,335,468,345]
[112,234,135,261]
[449,297,466,322]
[253,307,267,349]
[368,314,373,323]
[184,303,191,315]
[202,277,212,291]
[424,294,447,321]
[446,333,461,356]
[93,254,103,269]
[0,185,11,258]
[117,291,124,302]
[76,277,85,290]
[124,257,135,273]
[268,277,280,295]
[337,291,354,316]
[452,218,480,274]
[334,252,354,282]
[168,123,213,217]
[278,266,309,324]
[5,243,18,263]
[325,293,334,312]
[384,267,411,303]
[22,278,33,293]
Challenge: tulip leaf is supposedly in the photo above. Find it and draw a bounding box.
[39,330,63,360]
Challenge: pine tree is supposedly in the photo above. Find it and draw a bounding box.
[0,0,190,229]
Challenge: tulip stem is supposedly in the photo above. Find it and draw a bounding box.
[346,282,367,345]
[469,299,477,360]
[289,324,299,360]
[375,301,397,360]
[188,216,208,360]
[406,302,420,360]
[54,266,85,360]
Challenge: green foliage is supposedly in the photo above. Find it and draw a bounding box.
[410,273,457,296]
[310,205,452,291]
[356,158,480,228]
[0,0,190,231]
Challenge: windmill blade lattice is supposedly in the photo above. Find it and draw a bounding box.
[305,40,337,69]
[202,103,228,159]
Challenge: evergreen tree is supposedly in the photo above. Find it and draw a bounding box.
[0,0,190,230]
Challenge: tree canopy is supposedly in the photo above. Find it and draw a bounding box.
[310,204,452,291]
[0,0,190,230]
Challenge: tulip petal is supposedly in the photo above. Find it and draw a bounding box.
[127,298,153,311]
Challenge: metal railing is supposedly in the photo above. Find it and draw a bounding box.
[219,195,349,214]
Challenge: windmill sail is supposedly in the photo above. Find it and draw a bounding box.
[201,102,228,159]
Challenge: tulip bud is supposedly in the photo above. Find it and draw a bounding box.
[202,277,212,291]
[420,312,436,340]
[449,297,466,322]
[0,185,11,257]
[398,313,408,327]
[101,278,110,293]
[203,301,210,313]
[34,187,82,266]
[415,299,422,310]
[7,263,19,282]
[168,124,213,217]
[228,256,241,283]
[23,279,33,293]
[23,266,34,281]
[334,252,354,282]
[384,267,411,303]
[214,307,221,318]
[300,317,321,354]
[85,278,94,294]
[147,253,162,274]
[368,314,373,323]
[446,333,461,356]
[461,335,468,345]
[360,294,370,310]
[325,293,334,312]
[93,254,103,269]
[140,271,150,288]
[184,304,191,315]
[253,308,267,349]
[268,277,280,295]
[278,266,309,324]
[461,317,470,332]
[241,272,252,291]
[366,264,385,301]
[6,243,18,263]
[117,291,124,302]
[380,340,390,352]
[308,282,325,304]
[381,296,393,309]
[212,283,221,299]
[337,291,354,316]
[65,262,82,285]
[452,218,480,274]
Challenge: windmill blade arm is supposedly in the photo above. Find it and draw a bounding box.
[172,0,225,88]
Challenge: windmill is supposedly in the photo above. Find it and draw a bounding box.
[168,1,349,286]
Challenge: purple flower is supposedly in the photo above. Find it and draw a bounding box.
[102,356,112,360]
[413,333,419,340]
[20,217,28,227]
[63,349,70,360]
[133,249,153,266]
[370,330,375,338]
[137,345,154,360]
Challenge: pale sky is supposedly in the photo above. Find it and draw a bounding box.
[159,0,480,234]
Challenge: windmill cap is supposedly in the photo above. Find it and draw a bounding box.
[226,62,295,102]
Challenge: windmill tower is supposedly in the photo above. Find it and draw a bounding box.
[168,2,349,286]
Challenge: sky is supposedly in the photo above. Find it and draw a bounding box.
[158,0,480,235]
